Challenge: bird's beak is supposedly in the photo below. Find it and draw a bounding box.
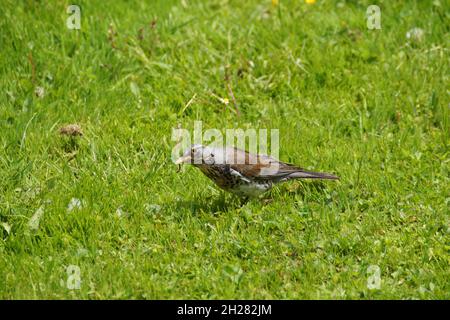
[175,155,191,165]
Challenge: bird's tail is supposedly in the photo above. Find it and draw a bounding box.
[284,170,339,180]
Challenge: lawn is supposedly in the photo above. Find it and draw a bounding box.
[0,0,448,299]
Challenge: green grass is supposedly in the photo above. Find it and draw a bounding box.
[0,0,448,299]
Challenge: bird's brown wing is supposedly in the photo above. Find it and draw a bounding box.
[226,147,296,178]
[227,147,339,181]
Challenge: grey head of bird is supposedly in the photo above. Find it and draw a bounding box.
[175,144,226,166]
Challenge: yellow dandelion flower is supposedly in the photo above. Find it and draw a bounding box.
[305,0,316,4]
[272,0,279,6]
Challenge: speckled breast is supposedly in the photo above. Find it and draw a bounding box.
[197,164,241,191]
[197,164,272,197]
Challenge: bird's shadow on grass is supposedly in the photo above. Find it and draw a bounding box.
[174,181,332,213]
[174,193,243,214]
[266,180,333,202]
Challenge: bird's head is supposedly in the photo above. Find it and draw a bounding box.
[175,144,218,166]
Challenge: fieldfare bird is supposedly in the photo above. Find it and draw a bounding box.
[175,145,338,198]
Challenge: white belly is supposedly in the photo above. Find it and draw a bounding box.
[232,182,271,197]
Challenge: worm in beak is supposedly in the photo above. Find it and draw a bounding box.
[175,155,192,172]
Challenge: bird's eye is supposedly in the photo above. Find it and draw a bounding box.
[210,153,214,157]
[191,148,195,153]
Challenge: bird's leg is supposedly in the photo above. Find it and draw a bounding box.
[220,192,227,207]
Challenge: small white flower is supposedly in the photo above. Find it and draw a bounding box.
[116,206,129,218]
[67,198,83,212]
[34,86,45,98]
[144,203,161,215]
[406,27,425,43]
